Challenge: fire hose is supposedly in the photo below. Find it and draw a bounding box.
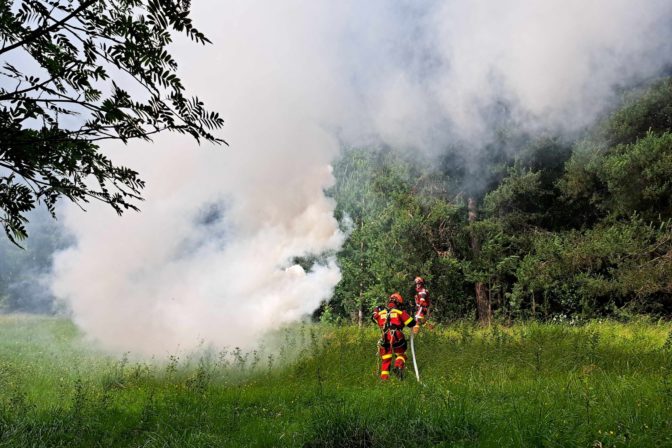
[410,330,420,382]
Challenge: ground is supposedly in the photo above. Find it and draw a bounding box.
[0,314,671,447]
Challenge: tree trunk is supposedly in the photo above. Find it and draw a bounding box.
[468,197,492,326]
[358,238,364,327]
[475,283,491,325]
[531,291,536,318]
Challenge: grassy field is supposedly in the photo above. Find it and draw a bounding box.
[0,314,671,447]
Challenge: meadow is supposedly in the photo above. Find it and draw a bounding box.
[0,314,671,447]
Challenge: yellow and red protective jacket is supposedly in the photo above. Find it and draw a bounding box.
[414,286,430,320]
[372,306,416,349]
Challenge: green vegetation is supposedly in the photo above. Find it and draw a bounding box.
[0,209,69,313]
[326,77,672,324]
[1,315,671,447]
[0,0,225,243]
[2,43,672,448]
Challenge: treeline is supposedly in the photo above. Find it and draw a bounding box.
[0,209,68,313]
[325,78,672,324]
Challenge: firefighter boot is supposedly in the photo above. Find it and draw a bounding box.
[393,353,406,380]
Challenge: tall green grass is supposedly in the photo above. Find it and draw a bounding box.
[1,314,670,447]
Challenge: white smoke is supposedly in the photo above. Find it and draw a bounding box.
[50,0,672,354]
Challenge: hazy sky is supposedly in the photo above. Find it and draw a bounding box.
[48,0,672,355]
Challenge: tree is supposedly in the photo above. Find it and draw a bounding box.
[328,147,474,323]
[0,0,226,244]
[467,197,491,325]
[599,77,672,147]
[0,207,69,313]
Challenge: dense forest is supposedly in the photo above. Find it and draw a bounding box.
[324,77,672,325]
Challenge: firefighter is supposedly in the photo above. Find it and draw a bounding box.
[413,276,431,332]
[372,292,416,380]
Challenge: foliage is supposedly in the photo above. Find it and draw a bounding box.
[1,316,671,447]
[512,217,672,316]
[0,0,225,244]
[561,132,672,222]
[484,167,546,229]
[0,208,68,312]
[599,132,672,220]
[330,76,672,322]
[600,77,672,147]
[328,148,472,322]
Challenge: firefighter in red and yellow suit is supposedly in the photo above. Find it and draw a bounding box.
[413,276,431,327]
[372,292,417,380]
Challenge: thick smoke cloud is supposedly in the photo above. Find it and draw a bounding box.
[50,0,672,354]
[340,0,672,147]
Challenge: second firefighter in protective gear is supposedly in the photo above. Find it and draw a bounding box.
[413,276,431,329]
[372,292,416,380]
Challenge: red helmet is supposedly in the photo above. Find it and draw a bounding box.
[389,292,403,305]
[414,276,425,284]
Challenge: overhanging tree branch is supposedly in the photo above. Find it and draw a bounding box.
[0,0,97,56]
[0,0,225,244]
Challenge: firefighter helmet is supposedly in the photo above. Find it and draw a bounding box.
[389,292,403,305]
[414,276,425,284]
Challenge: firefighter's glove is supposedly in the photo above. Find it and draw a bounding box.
[412,325,420,335]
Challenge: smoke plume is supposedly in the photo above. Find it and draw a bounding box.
[50,0,672,354]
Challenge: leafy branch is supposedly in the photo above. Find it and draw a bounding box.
[0,0,226,244]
